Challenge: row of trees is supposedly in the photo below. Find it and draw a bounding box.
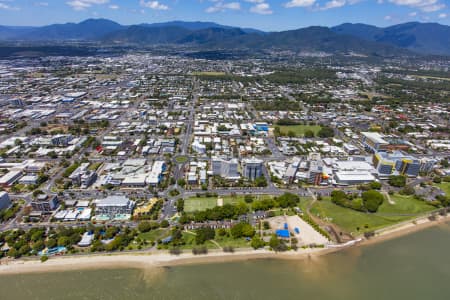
[331,190,384,213]
[180,193,300,223]
[251,193,301,211]
[0,226,85,259]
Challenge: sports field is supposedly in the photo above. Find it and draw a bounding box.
[184,195,272,213]
[275,125,322,137]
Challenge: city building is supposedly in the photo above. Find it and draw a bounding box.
[95,195,135,219]
[211,157,240,179]
[69,163,97,188]
[31,194,59,212]
[51,134,73,147]
[242,157,263,180]
[373,151,421,178]
[308,160,325,185]
[0,170,23,187]
[192,140,206,154]
[334,172,376,185]
[19,175,38,185]
[361,132,389,153]
[0,191,11,210]
[361,132,410,153]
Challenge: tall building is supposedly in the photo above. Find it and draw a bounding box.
[308,160,324,185]
[0,191,11,210]
[51,134,73,147]
[373,151,420,178]
[361,132,389,153]
[419,158,437,173]
[361,132,410,153]
[69,163,97,188]
[31,194,59,212]
[95,195,135,219]
[211,157,240,179]
[242,157,263,180]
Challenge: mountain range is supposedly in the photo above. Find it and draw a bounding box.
[0,19,449,56]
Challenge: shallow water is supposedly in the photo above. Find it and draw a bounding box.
[1,223,450,300]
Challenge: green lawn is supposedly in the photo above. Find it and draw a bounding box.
[274,125,322,137]
[175,156,189,164]
[184,195,273,213]
[436,182,450,197]
[138,228,170,242]
[179,232,218,249]
[310,195,435,234]
[380,194,435,215]
[214,235,251,248]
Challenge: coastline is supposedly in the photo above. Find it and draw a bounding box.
[1,213,449,275]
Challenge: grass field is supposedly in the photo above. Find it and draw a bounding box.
[380,194,436,215]
[214,235,251,248]
[179,232,219,249]
[138,228,170,242]
[274,125,322,137]
[175,156,189,164]
[310,195,435,234]
[184,195,273,213]
[180,230,251,249]
[436,182,450,197]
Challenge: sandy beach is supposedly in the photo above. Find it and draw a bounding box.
[1,213,449,275]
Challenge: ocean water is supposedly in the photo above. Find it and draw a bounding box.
[1,223,450,300]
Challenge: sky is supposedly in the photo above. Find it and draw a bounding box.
[0,0,448,31]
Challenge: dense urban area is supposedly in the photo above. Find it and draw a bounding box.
[0,49,449,261]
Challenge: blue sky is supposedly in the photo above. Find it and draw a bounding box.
[0,0,448,30]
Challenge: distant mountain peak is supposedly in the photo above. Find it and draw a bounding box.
[0,19,448,56]
[332,21,450,55]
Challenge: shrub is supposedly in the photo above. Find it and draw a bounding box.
[223,246,234,253]
[362,190,384,213]
[195,227,215,245]
[169,248,182,255]
[250,236,266,249]
[388,175,406,187]
[192,246,208,255]
[230,223,255,238]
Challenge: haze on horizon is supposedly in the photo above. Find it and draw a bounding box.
[0,0,448,31]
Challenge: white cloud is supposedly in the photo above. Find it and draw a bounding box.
[284,0,316,8]
[388,0,446,12]
[109,4,119,9]
[66,0,109,11]
[0,0,20,10]
[250,2,273,14]
[384,15,392,20]
[420,4,445,12]
[320,0,346,10]
[408,11,417,16]
[438,13,447,18]
[316,0,360,11]
[140,0,169,10]
[206,1,241,13]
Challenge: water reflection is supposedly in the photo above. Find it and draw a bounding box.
[1,224,450,300]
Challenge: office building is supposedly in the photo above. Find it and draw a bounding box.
[373,151,421,178]
[31,194,59,212]
[242,157,263,180]
[95,195,135,219]
[0,191,11,210]
[211,157,240,179]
